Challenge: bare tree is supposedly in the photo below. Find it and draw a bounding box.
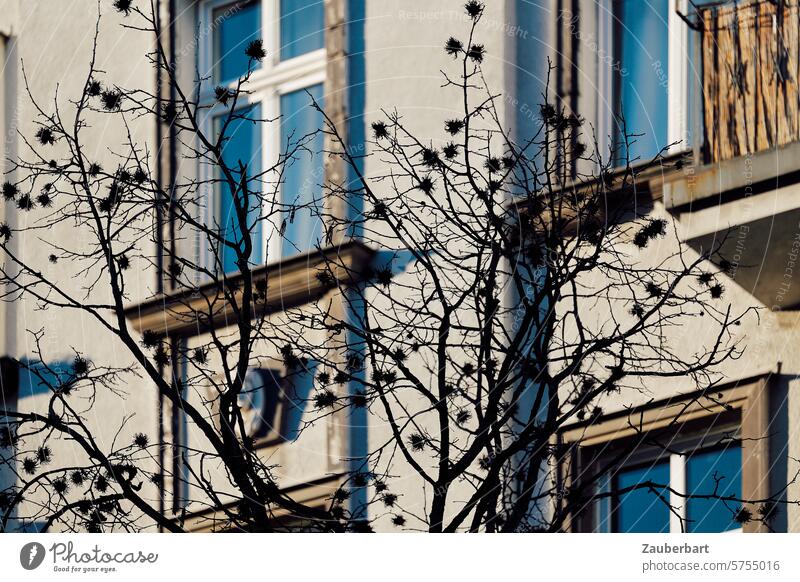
[0,0,345,533]
[281,1,795,533]
[0,0,793,533]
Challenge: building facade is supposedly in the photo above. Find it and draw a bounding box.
[2,0,798,533]
[548,0,800,534]
[0,0,546,532]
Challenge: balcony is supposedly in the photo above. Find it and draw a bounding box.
[697,0,799,164]
[658,0,800,309]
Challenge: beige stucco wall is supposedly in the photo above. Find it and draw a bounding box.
[178,295,349,504]
[1,0,159,530]
[360,0,518,531]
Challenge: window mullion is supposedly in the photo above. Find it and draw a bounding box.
[265,0,279,70]
[670,452,687,532]
[668,0,689,149]
[596,0,614,159]
[262,90,280,262]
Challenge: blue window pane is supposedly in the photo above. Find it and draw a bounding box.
[280,84,324,258]
[613,461,670,532]
[594,473,612,532]
[213,1,261,82]
[215,105,263,273]
[686,446,742,532]
[615,0,669,162]
[280,0,325,60]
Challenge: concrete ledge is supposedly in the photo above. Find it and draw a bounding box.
[123,241,376,338]
[664,141,800,211]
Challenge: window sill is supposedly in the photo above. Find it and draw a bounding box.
[181,473,344,532]
[123,240,375,338]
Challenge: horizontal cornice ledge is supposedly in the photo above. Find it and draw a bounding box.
[123,240,376,339]
[510,150,691,238]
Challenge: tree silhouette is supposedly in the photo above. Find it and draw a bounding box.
[0,0,794,533]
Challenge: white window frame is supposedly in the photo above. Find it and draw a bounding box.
[593,425,743,533]
[596,0,692,161]
[196,0,326,273]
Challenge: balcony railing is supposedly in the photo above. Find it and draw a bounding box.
[696,0,799,164]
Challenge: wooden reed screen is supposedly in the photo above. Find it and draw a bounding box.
[700,0,799,163]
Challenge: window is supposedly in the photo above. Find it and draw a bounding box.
[612,0,670,162]
[214,105,264,274]
[219,363,314,446]
[213,0,262,83]
[612,460,671,533]
[200,0,326,274]
[685,445,742,533]
[280,0,325,60]
[280,84,324,257]
[564,379,770,533]
[595,441,743,533]
[599,0,699,165]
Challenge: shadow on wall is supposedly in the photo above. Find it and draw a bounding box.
[372,249,416,280]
